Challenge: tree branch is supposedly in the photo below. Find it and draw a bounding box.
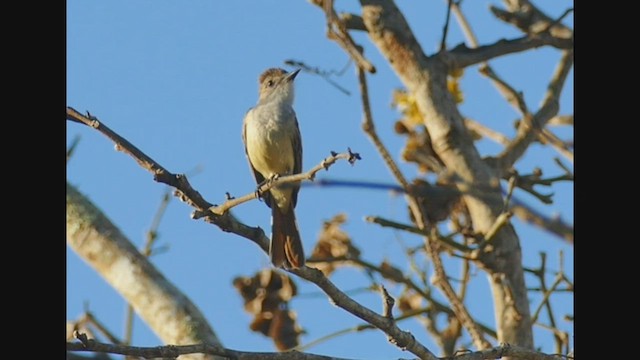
[68,335,571,360]
[356,65,491,350]
[464,118,510,146]
[359,0,535,349]
[67,106,270,253]
[67,183,222,360]
[310,0,376,73]
[291,267,438,359]
[496,50,573,172]
[490,1,572,39]
[446,34,572,69]
[440,0,454,51]
[68,333,350,360]
[207,150,360,216]
[510,203,573,244]
[68,106,435,358]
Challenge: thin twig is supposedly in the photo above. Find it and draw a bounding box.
[124,190,173,348]
[364,216,471,253]
[67,135,82,164]
[306,254,497,339]
[206,150,360,216]
[310,0,376,73]
[81,312,124,345]
[309,176,572,243]
[539,8,574,34]
[490,1,573,39]
[478,64,528,116]
[285,59,352,96]
[440,0,454,52]
[548,115,573,127]
[69,332,347,360]
[357,67,491,350]
[510,203,573,244]
[445,342,572,360]
[539,128,574,163]
[379,285,395,320]
[358,68,409,190]
[450,3,574,173]
[424,225,491,350]
[447,33,572,69]
[497,50,573,172]
[464,118,510,145]
[290,266,438,359]
[502,174,518,212]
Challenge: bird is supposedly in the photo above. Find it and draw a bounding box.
[242,68,305,268]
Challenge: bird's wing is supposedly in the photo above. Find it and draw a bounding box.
[242,109,272,208]
[290,111,303,208]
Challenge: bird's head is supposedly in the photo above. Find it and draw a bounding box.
[257,68,300,104]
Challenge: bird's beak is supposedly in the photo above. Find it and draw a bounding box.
[286,69,301,82]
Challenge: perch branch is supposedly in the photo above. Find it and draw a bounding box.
[207,150,360,216]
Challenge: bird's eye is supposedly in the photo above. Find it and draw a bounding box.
[267,80,274,87]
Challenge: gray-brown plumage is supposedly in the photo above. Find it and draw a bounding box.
[242,68,305,268]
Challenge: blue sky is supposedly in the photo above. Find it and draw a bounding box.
[67,1,573,358]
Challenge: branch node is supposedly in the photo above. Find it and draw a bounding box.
[73,331,90,347]
[347,147,361,164]
[379,285,395,321]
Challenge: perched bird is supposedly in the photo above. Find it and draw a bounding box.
[242,68,305,268]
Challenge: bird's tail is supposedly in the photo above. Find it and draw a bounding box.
[271,206,305,268]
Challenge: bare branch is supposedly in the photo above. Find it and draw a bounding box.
[464,118,510,146]
[538,129,573,163]
[358,68,410,189]
[207,150,360,216]
[548,115,573,127]
[447,34,572,69]
[284,59,352,95]
[124,189,174,346]
[69,336,569,359]
[440,0,454,51]
[379,285,395,320]
[308,254,497,340]
[490,1,573,39]
[291,266,438,359]
[68,106,433,358]
[67,106,271,253]
[68,333,349,360]
[364,216,471,253]
[510,204,572,244]
[67,183,221,360]
[356,56,491,350]
[424,226,492,350]
[478,65,529,116]
[310,0,376,73]
[496,50,573,171]
[449,342,572,360]
[81,312,124,345]
[450,3,574,170]
[67,135,81,163]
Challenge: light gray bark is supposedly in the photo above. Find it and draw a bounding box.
[359,0,534,348]
[67,182,223,360]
